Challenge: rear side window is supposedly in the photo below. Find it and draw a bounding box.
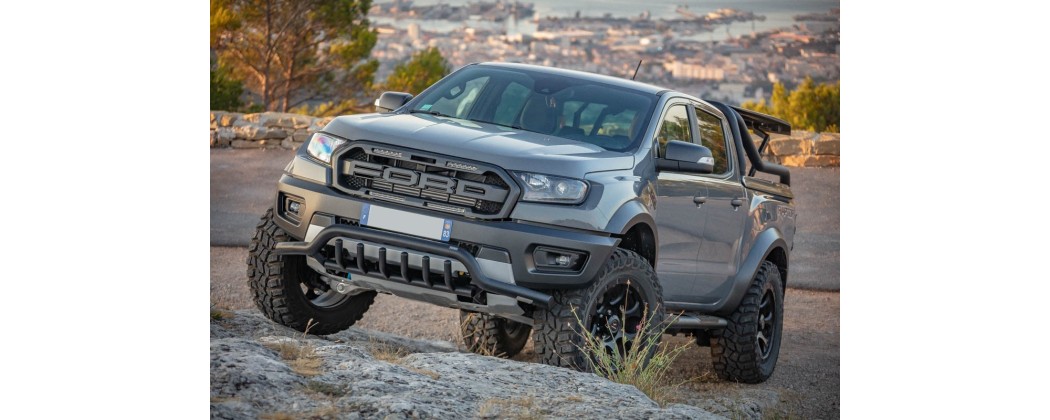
[695,108,730,174]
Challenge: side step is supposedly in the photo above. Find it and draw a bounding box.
[669,314,728,329]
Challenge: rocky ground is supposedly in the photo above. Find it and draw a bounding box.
[212,310,723,419]
[212,247,839,419]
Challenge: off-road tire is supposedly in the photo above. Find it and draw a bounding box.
[533,248,664,371]
[247,208,376,335]
[459,311,532,358]
[710,260,784,383]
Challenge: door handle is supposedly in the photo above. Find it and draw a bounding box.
[731,197,745,210]
[693,196,707,207]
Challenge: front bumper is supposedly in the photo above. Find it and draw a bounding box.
[272,171,619,304]
[274,224,554,306]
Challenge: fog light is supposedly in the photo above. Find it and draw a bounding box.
[280,193,305,223]
[533,247,586,271]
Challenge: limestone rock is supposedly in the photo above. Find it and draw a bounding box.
[768,138,811,156]
[211,111,243,127]
[812,138,839,155]
[779,155,839,167]
[211,310,724,419]
[234,125,287,140]
[216,127,235,141]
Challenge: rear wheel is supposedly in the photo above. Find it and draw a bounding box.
[459,311,532,358]
[247,208,376,335]
[710,260,784,383]
[533,249,664,371]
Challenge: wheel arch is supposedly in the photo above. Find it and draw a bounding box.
[764,245,789,291]
[605,201,658,269]
[718,228,789,315]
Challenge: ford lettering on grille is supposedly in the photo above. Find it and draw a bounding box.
[346,161,509,203]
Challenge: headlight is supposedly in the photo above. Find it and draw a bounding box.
[305,133,345,164]
[514,172,588,204]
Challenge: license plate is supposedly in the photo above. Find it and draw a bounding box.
[360,203,453,242]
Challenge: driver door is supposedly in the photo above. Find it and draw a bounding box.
[653,102,708,302]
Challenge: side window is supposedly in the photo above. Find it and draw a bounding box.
[655,104,692,157]
[694,108,729,174]
[492,81,531,126]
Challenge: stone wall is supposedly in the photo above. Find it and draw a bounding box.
[761,131,840,167]
[210,111,840,167]
[210,111,334,150]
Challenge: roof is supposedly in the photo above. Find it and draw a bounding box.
[476,62,669,96]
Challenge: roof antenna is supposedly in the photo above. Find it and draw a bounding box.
[631,59,642,80]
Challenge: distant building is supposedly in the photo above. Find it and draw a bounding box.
[407,23,420,42]
[664,62,726,81]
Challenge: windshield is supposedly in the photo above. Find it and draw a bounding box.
[408,65,658,152]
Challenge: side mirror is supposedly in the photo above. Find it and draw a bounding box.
[374,91,414,113]
[657,140,714,174]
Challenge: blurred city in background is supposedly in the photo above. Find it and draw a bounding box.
[211,0,839,131]
[372,0,838,105]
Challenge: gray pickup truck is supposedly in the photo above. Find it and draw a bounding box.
[248,62,796,383]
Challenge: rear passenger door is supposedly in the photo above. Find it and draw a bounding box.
[691,103,749,299]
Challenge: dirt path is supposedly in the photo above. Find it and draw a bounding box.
[213,246,839,419]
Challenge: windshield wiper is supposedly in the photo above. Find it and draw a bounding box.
[469,118,524,131]
[410,110,530,132]
[409,109,455,118]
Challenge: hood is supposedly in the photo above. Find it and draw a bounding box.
[322,113,635,178]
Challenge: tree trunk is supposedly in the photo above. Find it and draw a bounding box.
[262,0,274,110]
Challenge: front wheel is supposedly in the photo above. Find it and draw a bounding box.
[710,260,784,383]
[247,208,376,335]
[533,249,665,372]
[459,311,532,358]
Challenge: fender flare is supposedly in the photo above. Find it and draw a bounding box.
[605,200,658,254]
[720,227,789,315]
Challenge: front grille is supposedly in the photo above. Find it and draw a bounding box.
[334,143,517,219]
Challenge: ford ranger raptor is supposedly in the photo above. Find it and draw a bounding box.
[247,62,796,383]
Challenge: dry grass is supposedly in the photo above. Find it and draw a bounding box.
[367,339,411,363]
[476,396,545,419]
[263,320,325,376]
[259,406,343,420]
[571,297,691,406]
[406,366,441,380]
[309,405,341,418]
[259,413,296,420]
[210,395,237,404]
[366,339,441,379]
[210,304,233,321]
